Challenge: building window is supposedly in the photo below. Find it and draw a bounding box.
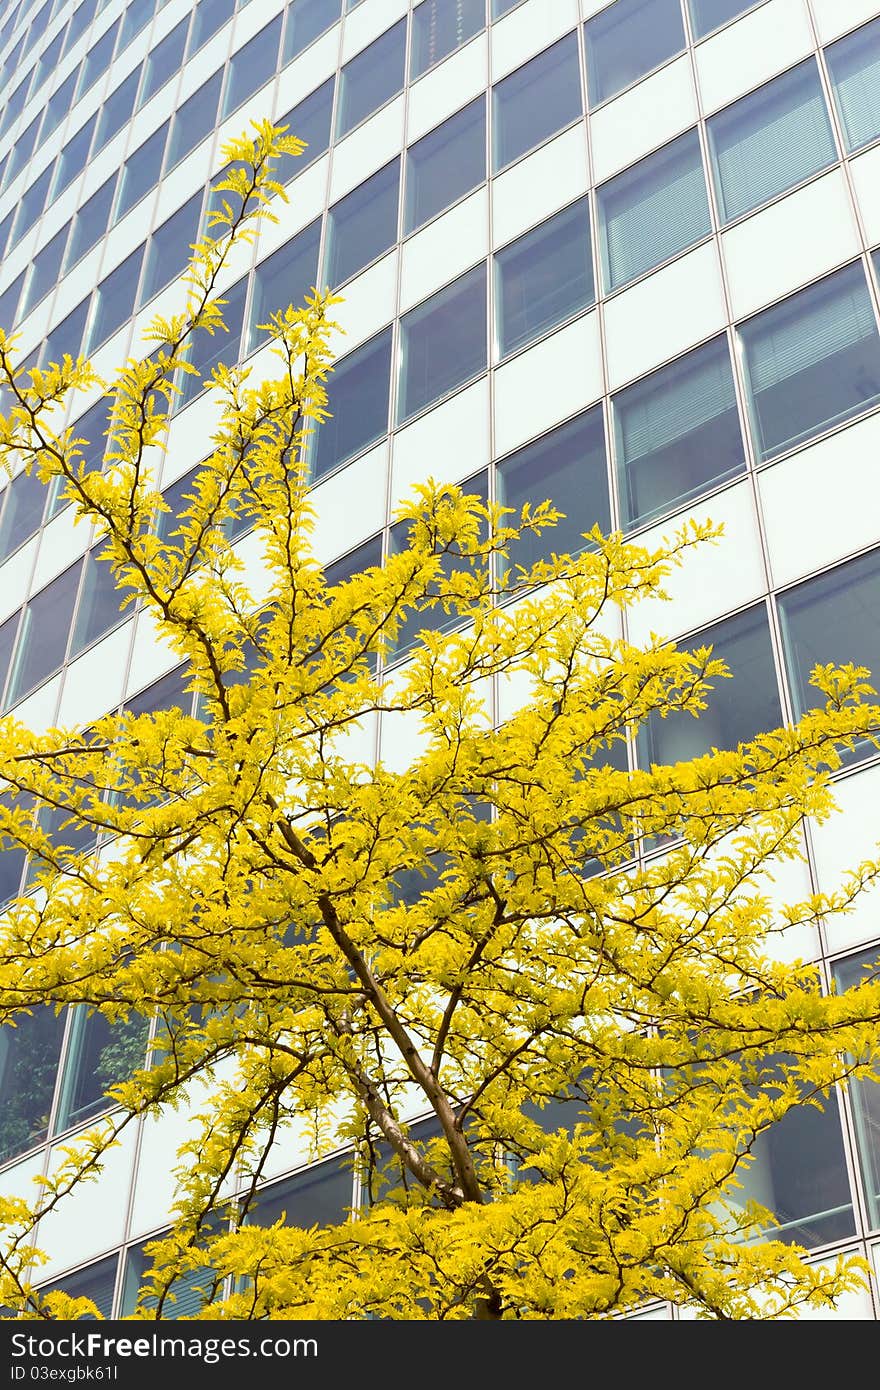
[336,19,405,138]
[638,603,782,766]
[188,0,233,56]
[324,159,400,288]
[22,225,69,318]
[492,0,521,15]
[707,60,837,225]
[68,397,113,479]
[70,546,125,656]
[832,949,880,1231]
[114,121,168,223]
[12,163,51,245]
[247,217,321,352]
[398,263,487,424]
[598,128,711,292]
[738,263,880,463]
[0,468,48,563]
[274,76,334,184]
[39,1255,118,1319]
[584,0,685,108]
[222,14,282,119]
[778,547,880,767]
[42,299,90,371]
[825,16,880,155]
[139,17,187,108]
[495,406,610,574]
[121,1238,218,1318]
[411,0,484,80]
[311,327,392,480]
[54,1008,149,1135]
[88,244,144,351]
[244,1157,354,1228]
[140,191,203,307]
[495,198,594,360]
[176,277,248,410]
[284,0,342,65]
[53,113,98,201]
[165,69,222,171]
[612,334,744,530]
[66,176,116,269]
[0,1005,65,1164]
[686,1,763,38]
[94,63,141,152]
[492,32,582,173]
[76,16,119,101]
[0,272,23,333]
[404,95,485,235]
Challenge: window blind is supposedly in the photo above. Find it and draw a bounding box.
[600,130,710,290]
[827,19,880,153]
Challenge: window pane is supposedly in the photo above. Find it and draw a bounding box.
[188,0,233,55]
[832,949,880,1230]
[688,0,762,39]
[496,406,610,573]
[68,397,114,478]
[177,277,247,409]
[739,263,880,463]
[0,272,23,333]
[71,547,124,654]
[166,68,222,170]
[311,327,392,479]
[42,298,90,370]
[41,1256,117,1319]
[247,217,320,351]
[7,560,82,703]
[283,0,342,64]
[496,197,594,358]
[598,128,711,291]
[53,114,98,202]
[585,0,685,107]
[121,1237,218,1318]
[88,243,144,351]
[120,0,155,49]
[126,663,191,716]
[275,76,334,183]
[140,191,202,306]
[114,121,167,223]
[21,224,69,317]
[398,263,487,423]
[94,62,141,152]
[492,32,581,172]
[707,60,836,224]
[55,1007,149,1132]
[62,0,98,56]
[778,547,880,766]
[39,70,78,142]
[139,17,187,106]
[66,175,116,268]
[613,335,744,530]
[337,18,405,137]
[826,16,880,155]
[6,113,42,187]
[324,158,399,287]
[222,14,281,118]
[12,163,52,245]
[0,468,47,562]
[0,1005,65,1163]
[389,469,488,653]
[405,95,485,235]
[77,16,119,100]
[411,0,484,80]
[246,1158,353,1228]
[639,603,782,765]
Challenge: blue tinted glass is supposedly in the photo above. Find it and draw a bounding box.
[779,548,880,766]
[337,18,405,137]
[66,176,116,268]
[405,96,485,234]
[639,604,782,765]
[275,76,334,183]
[0,468,47,562]
[247,1160,353,1228]
[739,263,880,462]
[585,0,685,106]
[222,13,282,118]
[598,128,710,290]
[62,0,98,56]
[411,0,484,79]
[312,327,392,479]
[496,406,609,572]
[5,113,41,186]
[398,263,487,423]
[140,191,202,305]
[7,560,82,703]
[188,0,233,54]
[53,113,98,200]
[708,60,836,224]
[283,0,342,63]
[613,335,744,529]
[12,163,52,247]
[166,68,222,168]
[22,224,69,317]
[0,1005,65,1161]
[89,244,144,350]
[77,16,120,100]
[832,949,880,1230]
[71,546,125,653]
[247,217,321,350]
[39,69,77,141]
[139,17,187,106]
[0,614,20,712]
[324,159,399,286]
[496,197,594,358]
[42,298,90,369]
[114,122,167,222]
[492,0,520,14]
[95,62,141,151]
[120,0,155,48]
[177,277,247,409]
[688,0,761,37]
[42,1257,118,1320]
[492,33,581,171]
[0,272,25,333]
[826,16,880,154]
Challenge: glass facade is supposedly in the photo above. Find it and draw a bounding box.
[0,0,880,1319]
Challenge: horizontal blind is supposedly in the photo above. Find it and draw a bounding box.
[601,132,710,289]
[710,61,836,223]
[744,271,878,394]
[619,341,736,463]
[827,21,880,153]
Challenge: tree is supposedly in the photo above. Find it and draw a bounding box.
[1,123,880,1322]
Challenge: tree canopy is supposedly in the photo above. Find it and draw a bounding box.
[1,124,880,1321]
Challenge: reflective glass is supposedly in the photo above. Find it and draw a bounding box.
[495,198,594,358]
[492,32,581,172]
[247,217,320,351]
[404,95,485,235]
[165,68,222,169]
[324,159,399,287]
[7,560,82,703]
[833,949,880,1230]
[245,1158,353,1228]
[55,1007,149,1132]
[21,224,69,317]
[336,18,405,137]
[71,546,125,654]
[140,191,202,306]
[53,114,98,200]
[88,243,144,351]
[188,0,233,54]
[76,15,119,99]
[283,0,342,64]
[0,1005,65,1163]
[0,468,47,563]
[585,0,684,106]
[114,121,167,222]
[222,13,282,118]
[411,0,484,80]
[40,1256,118,1319]
[139,16,187,106]
[274,77,334,183]
[398,263,487,423]
[94,62,141,151]
[688,0,763,38]
[826,15,880,153]
[311,327,392,479]
[66,176,116,268]
[176,277,247,409]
